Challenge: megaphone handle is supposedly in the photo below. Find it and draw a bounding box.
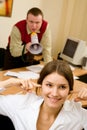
[21,44,26,62]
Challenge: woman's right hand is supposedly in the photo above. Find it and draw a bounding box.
[20,79,41,92]
[0,78,41,93]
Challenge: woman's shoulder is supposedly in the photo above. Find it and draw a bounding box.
[0,93,42,107]
[63,100,82,111]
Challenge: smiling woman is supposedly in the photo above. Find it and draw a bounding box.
[0,0,13,17]
[0,60,87,130]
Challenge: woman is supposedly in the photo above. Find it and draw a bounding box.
[0,60,87,130]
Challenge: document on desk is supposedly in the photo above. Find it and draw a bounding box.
[18,71,39,79]
[4,71,39,79]
[26,64,44,73]
[74,76,79,80]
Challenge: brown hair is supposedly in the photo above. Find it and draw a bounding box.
[37,60,74,91]
[27,7,43,18]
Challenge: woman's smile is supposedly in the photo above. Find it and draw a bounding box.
[49,96,62,103]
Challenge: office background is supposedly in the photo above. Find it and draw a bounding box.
[0,0,87,59]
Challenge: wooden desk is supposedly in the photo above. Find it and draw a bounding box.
[72,68,87,107]
[0,67,28,94]
[73,67,87,76]
[0,67,87,107]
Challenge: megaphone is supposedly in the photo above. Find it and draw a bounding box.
[29,32,43,55]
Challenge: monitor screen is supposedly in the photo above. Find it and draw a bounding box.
[62,39,78,58]
[60,37,87,65]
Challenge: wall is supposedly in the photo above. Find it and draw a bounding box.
[57,0,87,53]
[41,0,64,58]
[0,0,87,59]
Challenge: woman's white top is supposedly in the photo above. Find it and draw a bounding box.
[0,93,87,130]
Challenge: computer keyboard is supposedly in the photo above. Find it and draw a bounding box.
[77,74,87,83]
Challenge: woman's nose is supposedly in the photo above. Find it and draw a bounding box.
[52,87,58,96]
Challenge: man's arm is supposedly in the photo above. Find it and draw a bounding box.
[9,26,26,57]
[40,24,53,63]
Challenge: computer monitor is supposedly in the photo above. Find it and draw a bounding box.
[60,37,87,66]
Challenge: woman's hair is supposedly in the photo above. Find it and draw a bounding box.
[27,7,43,18]
[37,60,74,91]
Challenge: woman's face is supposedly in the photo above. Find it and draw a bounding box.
[41,72,70,109]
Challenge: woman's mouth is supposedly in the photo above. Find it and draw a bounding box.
[49,97,61,103]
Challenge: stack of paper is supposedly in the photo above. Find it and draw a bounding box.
[4,71,39,79]
[26,64,44,73]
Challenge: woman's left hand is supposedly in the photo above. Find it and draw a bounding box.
[74,87,87,102]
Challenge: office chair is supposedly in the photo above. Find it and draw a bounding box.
[0,48,5,70]
[0,115,15,130]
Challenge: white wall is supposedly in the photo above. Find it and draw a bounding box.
[40,0,64,58]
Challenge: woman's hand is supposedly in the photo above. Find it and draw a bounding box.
[20,79,41,92]
[0,78,28,88]
[0,78,41,93]
[74,87,87,102]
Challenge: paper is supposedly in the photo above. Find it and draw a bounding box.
[74,76,79,80]
[26,64,44,73]
[4,71,39,79]
[4,71,19,78]
[18,71,39,79]
[69,65,75,71]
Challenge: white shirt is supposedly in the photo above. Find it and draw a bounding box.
[0,93,87,130]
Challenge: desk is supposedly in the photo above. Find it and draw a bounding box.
[72,68,87,107]
[0,67,87,107]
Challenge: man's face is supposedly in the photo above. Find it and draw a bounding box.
[26,13,43,33]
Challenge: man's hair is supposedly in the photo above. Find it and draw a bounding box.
[27,7,44,18]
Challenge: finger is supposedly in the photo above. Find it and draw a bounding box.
[74,96,87,102]
[20,80,27,88]
[69,90,79,94]
[70,90,87,98]
[32,82,41,88]
[74,97,81,102]
[28,80,34,89]
[28,79,41,88]
[19,79,29,90]
[77,88,87,99]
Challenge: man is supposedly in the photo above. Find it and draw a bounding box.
[3,7,53,70]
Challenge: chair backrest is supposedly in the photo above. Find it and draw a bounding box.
[0,48,6,68]
[0,115,15,130]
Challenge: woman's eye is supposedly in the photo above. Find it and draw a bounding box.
[59,86,66,89]
[46,84,52,87]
